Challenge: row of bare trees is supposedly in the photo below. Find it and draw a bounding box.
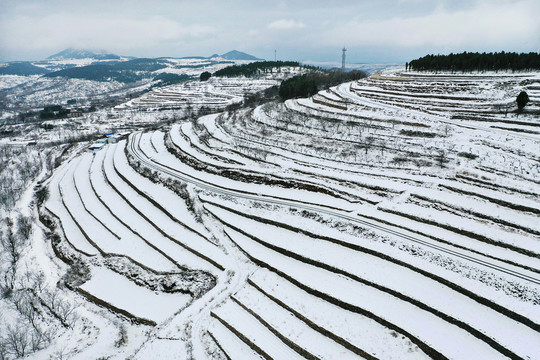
[0,213,78,359]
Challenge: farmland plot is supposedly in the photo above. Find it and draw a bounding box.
[37,70,540,359]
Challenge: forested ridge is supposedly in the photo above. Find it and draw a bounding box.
[213,61,303,77]
[279,69,367,100]
[408,52,540,72]
[44,58,171,82]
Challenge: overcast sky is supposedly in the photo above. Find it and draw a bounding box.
[1,0,538,63]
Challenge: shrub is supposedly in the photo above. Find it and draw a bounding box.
[35,187,49,205]
[115,324,128,347]
[62,260,91,288]
[457,151,478,159]
[399,129,437,138]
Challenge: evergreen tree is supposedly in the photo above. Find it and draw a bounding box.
[200,71,211,81]
[516,91,530,111]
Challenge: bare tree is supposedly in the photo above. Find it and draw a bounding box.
[1,267,16,297]
[4,324,30,358]
[185,104,194,121]
[12,291,39,330]
[378,138,387,157]
[16,214,33,241]
[1,223,24,272]
[436,149,448,168]
[54,298,77,327]
[443,124,452,136]
[260,126,272,140]
[355,123,364,141]
[115,324,128,348]
[0,336,8,360]
[364,136,375,155]
[199,131,210,144]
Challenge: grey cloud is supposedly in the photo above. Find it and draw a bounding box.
[0,0,537,63]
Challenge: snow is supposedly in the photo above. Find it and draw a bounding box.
[138,130,357,211]
[206,202,540,359]
[249,269,429,360]
[94,144,217,272]
[12,67,540,359]
[74,152,178,272]
[45,157,100,255]
[80,266,191,324]
[0,74,39,90]
[111,141,227,272]
[120,71,301,111]
[208,319,264,359]
[212,300,306,360]
[223,226,507,359]
[378,200,539,254]
[129,338,189,360]
[120,133,212,238]
[408,186,540,232]
[201,193,540,319]
[233,284,369,360]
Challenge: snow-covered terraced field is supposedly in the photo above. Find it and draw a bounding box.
[119,66,305,112]
[40,70,540,359]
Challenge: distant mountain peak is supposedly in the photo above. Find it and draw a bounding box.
[48,48,121,60]
[217,50,263,61]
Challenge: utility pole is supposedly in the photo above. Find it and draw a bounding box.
[340,47,347,81]
[274,49,277,61]
[341,47,347,74]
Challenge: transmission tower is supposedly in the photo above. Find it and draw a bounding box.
[341,47,347,73]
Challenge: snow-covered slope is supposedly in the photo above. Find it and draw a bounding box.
[47,48,123,61]
[21,70,540,359]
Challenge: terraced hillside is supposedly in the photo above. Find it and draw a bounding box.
[40,70,540,359]
[119,66,304,112]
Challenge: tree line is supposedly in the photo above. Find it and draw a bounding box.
[152,73,192,87]
[279,70,367,101]
[0,62,50,76]
[407,52,540,72]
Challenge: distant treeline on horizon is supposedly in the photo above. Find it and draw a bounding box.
[408,52,540,72]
